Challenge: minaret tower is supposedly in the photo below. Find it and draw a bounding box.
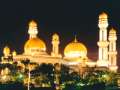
[108,28,118,72]
[51,33,61,57]
[1,46,11,63]
[28,20,38,38]
[3,46,10,57]
[97,12,109,67]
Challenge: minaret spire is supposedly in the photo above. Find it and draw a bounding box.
[51,33,61,57]
[108,28,118,72]
[97,12,109,67]
[28,20,38,39]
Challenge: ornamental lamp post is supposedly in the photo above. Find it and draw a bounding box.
[28,64,31,90]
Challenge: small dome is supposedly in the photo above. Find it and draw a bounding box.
[3,46,10,56]
[24,38,46,54]
[99,12,108,19]
[64,39,87,58]
[109,28,116,34]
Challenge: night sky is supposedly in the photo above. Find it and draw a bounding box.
[0,0,120,61]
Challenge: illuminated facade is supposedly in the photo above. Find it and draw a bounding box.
[1,12,118,72]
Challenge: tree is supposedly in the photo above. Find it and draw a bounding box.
[31,63,54,87]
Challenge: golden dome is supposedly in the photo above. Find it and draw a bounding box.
[64,39,87,58]
[3,46,10,56]
[24,38,46,52]
[109,28,116,34]
[99,12,108,19]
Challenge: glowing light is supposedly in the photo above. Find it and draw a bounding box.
[19,74,23,79]
[2,75,7,80]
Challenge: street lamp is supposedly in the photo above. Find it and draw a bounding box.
[28,64,31,90]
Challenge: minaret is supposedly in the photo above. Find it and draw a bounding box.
[12,50,17,56]
[51,33,61,57]
[97,12,109,67]
[108,28,118,72]
[1,46,11,63]
[28,20,38,38]
[3,46,10,57]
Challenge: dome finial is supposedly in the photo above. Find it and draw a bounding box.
[74,35,77,42]
[28,20,38,38]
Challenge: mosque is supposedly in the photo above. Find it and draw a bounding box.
[1,12,118,73]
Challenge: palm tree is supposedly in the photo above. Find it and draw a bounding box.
[61,65,70,83]
[31,63,54,87]
[21,59,30,73]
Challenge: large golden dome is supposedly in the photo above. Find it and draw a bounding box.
[24,38,46,51]
[24,20,46,55]
[64,39,87,58]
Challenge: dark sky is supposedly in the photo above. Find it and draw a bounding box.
[0,0,120,60]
